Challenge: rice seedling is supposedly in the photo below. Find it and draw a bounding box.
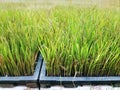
[0,10,42,76]
[0,4,119,76]
[38,7,120,76]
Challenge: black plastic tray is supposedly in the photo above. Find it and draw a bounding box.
[0,54,43,88]
[39,61,120,88]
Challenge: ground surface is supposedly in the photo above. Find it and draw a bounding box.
[0,86,120,90]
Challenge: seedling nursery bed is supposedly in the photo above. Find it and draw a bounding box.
[39,61,120,88]
[0,54,43,88]
[0,6,120,89]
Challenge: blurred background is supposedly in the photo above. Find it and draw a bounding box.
[0,0,119,9]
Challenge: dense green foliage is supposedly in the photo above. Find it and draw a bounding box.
[0,10,40,76]
[38,7,120,76]
[0,6,120,76]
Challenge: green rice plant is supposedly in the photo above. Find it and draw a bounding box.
[0,10,43,76]
[0,5,119,76]
[38,7,120,76]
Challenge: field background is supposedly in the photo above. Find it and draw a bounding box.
[0,0,119,9]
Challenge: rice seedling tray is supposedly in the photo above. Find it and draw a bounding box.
[39,61,120,88]
[0,54,43,88]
